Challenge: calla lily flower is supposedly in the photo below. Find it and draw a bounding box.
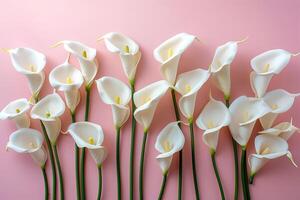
[153,33,197,85]
[155,122,185,174]
[52,40,98,86]
[134,80,170,131]
[96,76,131,128]
[259,89,300,129]
[259,119,299,141]
[6,128,47,167]
[68,122,107,166]
[174,68,210,120]
[6,48,46,101]
[249,134,297,178]
[49,60,84,113]
[0,98,30,128]
[229,96,271,147]
[196,95,231,151]
[31,93,65,144]
[250,49,299,97]
[99,32,141,82]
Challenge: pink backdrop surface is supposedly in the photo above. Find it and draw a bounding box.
[0,0,300,199]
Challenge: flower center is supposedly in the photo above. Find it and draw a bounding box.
[82,50,87,58]
[185,84,192,93]
[114,96,121,104]
[28,64,36,72]
[28,142,37,148]
[88,136,95,145]
[45,111,51,118]
[163,140,173,152]
[143,96,151,104]
[260,147,271,155]
[207,120,215,129]
[124,45,130,53]
[15,108,21,113]
[66,76,73,84]
[262,63,270,73]
[167,48,173,58]
[271,104,278,110]
[242,111,250,123]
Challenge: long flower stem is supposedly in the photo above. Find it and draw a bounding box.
[53,144,64,200]
[139,131,148,200]
[225,98,239,200]
[157,172,168,200]
[130,80,137,200]
[40,121,57,200]
[241,147,249,200]
[41,167,49,200]
[211,151,225,200]
[116,127,122,200]
[97,166,103,200]
[170,89,182,200]
[243,148,251,199]
[189,122,200,200]
[71,112,81,200]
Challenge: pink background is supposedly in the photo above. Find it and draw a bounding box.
[0,0,300,199]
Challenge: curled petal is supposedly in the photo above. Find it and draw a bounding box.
[134,100,159,131]
[25,72,45,98]
[30,146,47,167]
[64,89,81,113]
[89,147,108,167]
[42,118,62,144]
[111,104,130,128]
[77,57,98,86]
[250,72,273,98]
[211,65,231,98]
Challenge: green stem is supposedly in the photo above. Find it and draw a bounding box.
[129,80,136,200]
[53,144,64,200]
[189,122,200,200]
[241,148,248,200]
[249,173,255,185]
[71,112,81,200]
[243,148,250,199]
[171,89,182,200]
[97,166,102,200]
[157,173,168,200]
[211,151,225,200]
[139,131,148,200]
[116,127,122,200]
[40,121,57,200]
[225,98,239,200]
[41,167,49,200]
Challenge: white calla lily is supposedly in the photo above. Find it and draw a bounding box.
[6,48,46,100]
[249,134,297,178]
[100,32,141,81]
[153,33,197,85]
[0,98,30,128]
[259,119,299,141]
[49,60,84,113]
[229,96,271,146]
[96,76,131,128]
[155,122,185,174]
[196,95,231,151]
[134,80,170,131]
[52,40,98,86]
[6,128,47,167]
[68,122,107,166]
[259,89,300,129]
[250,49,299,97]
[31,93,65,144]
[174,68,210,120]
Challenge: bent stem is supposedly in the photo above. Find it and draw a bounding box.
[189,121,200,200]
[139,130,148,200]
[41,167,49,200]
[40,121,57,200]
[211,150,225,200]
[171,89,182,200]
[53,144,64,200]
[158,172,168,200]
[116,127,122,200]
[129,80,137,200]
[97,166,103,200]
[225,98,239,200]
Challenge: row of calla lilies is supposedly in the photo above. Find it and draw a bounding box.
[1,32,299,200]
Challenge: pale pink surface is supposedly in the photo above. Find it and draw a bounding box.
[0,0,300,199]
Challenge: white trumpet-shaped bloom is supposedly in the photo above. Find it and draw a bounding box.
[154,33,197,85]
[210,41,240,98]
[229,96,271,146]
[259,119,299,141]
[68,122,107,166]
[196,96,231,151]
[134,80,170,131]
[0,98,30,128]
[100,32,141,81]
[6,128,47,167]
[53,40,98,86]
[31,93,65,144]
[260,89,300,129]
[96,76,131,128]
[250,49,298,97]
[7,48,46,100]
[155,122,185,174]
[49,61,84,113]
[175,68,210,120]
[249,134,297,176]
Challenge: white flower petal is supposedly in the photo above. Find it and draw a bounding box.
[30,146,47,167]
[111,104,130,128]
[12,114,31,129]
[259,113,278,130]
[249,155,268,175]
[211,65,231,98]
[64,89,81,113]
[134,99,159,131]
[249,72,273,98]
[42,118,61,144]
[25,72,45,97]
[119,51,141,80]
[77,57,98,86]
[156,154,173,174]
[58,40,97,61]
[89,147,107,166]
